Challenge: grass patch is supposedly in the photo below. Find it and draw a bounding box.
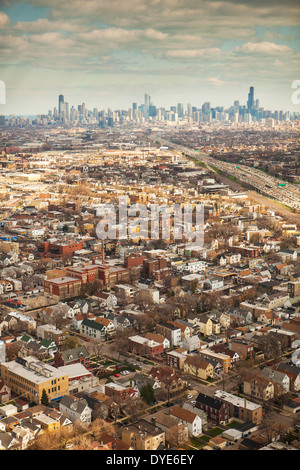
[191,157,208,169]
[198,434,210,442]
[189,438,206,449]
[226,421,240,429]
[208,427,224,437]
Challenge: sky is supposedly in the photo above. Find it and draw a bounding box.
[0,0,300,115]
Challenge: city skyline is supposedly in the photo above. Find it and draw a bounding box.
[0,0,299,115]
[4,85,300,122]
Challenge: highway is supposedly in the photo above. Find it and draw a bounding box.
[150,134,300,212]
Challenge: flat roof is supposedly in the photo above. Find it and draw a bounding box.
[214,390,261,411]
[1,357,67,384]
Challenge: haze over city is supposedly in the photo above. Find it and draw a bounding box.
[1,0,300,457]
[0,0,300,114]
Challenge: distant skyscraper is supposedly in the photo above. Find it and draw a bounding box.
[202,102,211,112]
[247,86,254,110]
[144,93,151,109]
[58,94,64,117]
[177,103,184,117]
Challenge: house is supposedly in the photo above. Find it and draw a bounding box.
[36,324,65,347]
[0,379,11,404]
[183,355,214,380]
[195,315,213,337]
[0,432,19,450]
[280,320,300,340]
[195,393,229,425]
[199,349,231,373]
[169,405,202,437]
[128,335,164,358]
[167,320,191,340]
[148,366,185,398]
[53,346,90,369]
[92,432,130,450]
[219,312,231,329]
[11,425,35,450]
[89,392,120,420]
[166,349,188,370]
[260,367,290,393]
[211,344,240,364]
[59,395,92,424]
[230,338,254,360]
[228,307,253,325]
[144,332,170,350]
[278,249,297,263]
[156,322,182,347]
[182,335,201,353]
[94,316,116,336]
[72,313,96,331]
[121,419,165,450]
[261,292,290,309]
[130,373,159,394]
[104,382,138,404]
[80,317,107,339]
[105,312,132,331]
[154,412,189,446]
[64,299,90,318]
[243,375,274,401]
[275,363,300,391]
[92,291,117,309]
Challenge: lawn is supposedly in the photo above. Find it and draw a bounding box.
[208,427,224,436]
[226,421,240,429]
[189,439,206,449]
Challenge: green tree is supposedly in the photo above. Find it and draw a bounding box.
[141,383,155,405]
[41,388,49,406]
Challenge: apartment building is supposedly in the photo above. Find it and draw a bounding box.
[156,322,182,347]
[122,419,165,450]
[214,390,263,424]
[0,356,69,404]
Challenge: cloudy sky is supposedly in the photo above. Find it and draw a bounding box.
[0,0,300,115]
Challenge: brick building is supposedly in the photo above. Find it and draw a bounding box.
[195,393,229,425]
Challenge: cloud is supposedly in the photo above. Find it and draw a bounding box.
[235,41,293,55]
[165,48,221,58]
[208,77,226,86]
[0,12,10,28]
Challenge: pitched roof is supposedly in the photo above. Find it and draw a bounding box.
[170,405,198,424]
[196,393,225,411]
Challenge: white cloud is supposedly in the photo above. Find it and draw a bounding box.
[0,12,10,28]
[208,77,226,86]
[165,48,221,58]
[235,41,293,55]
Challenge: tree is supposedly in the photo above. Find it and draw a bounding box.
[141,383,155,405]
[41,388,49,406]
[61,336,80,351]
